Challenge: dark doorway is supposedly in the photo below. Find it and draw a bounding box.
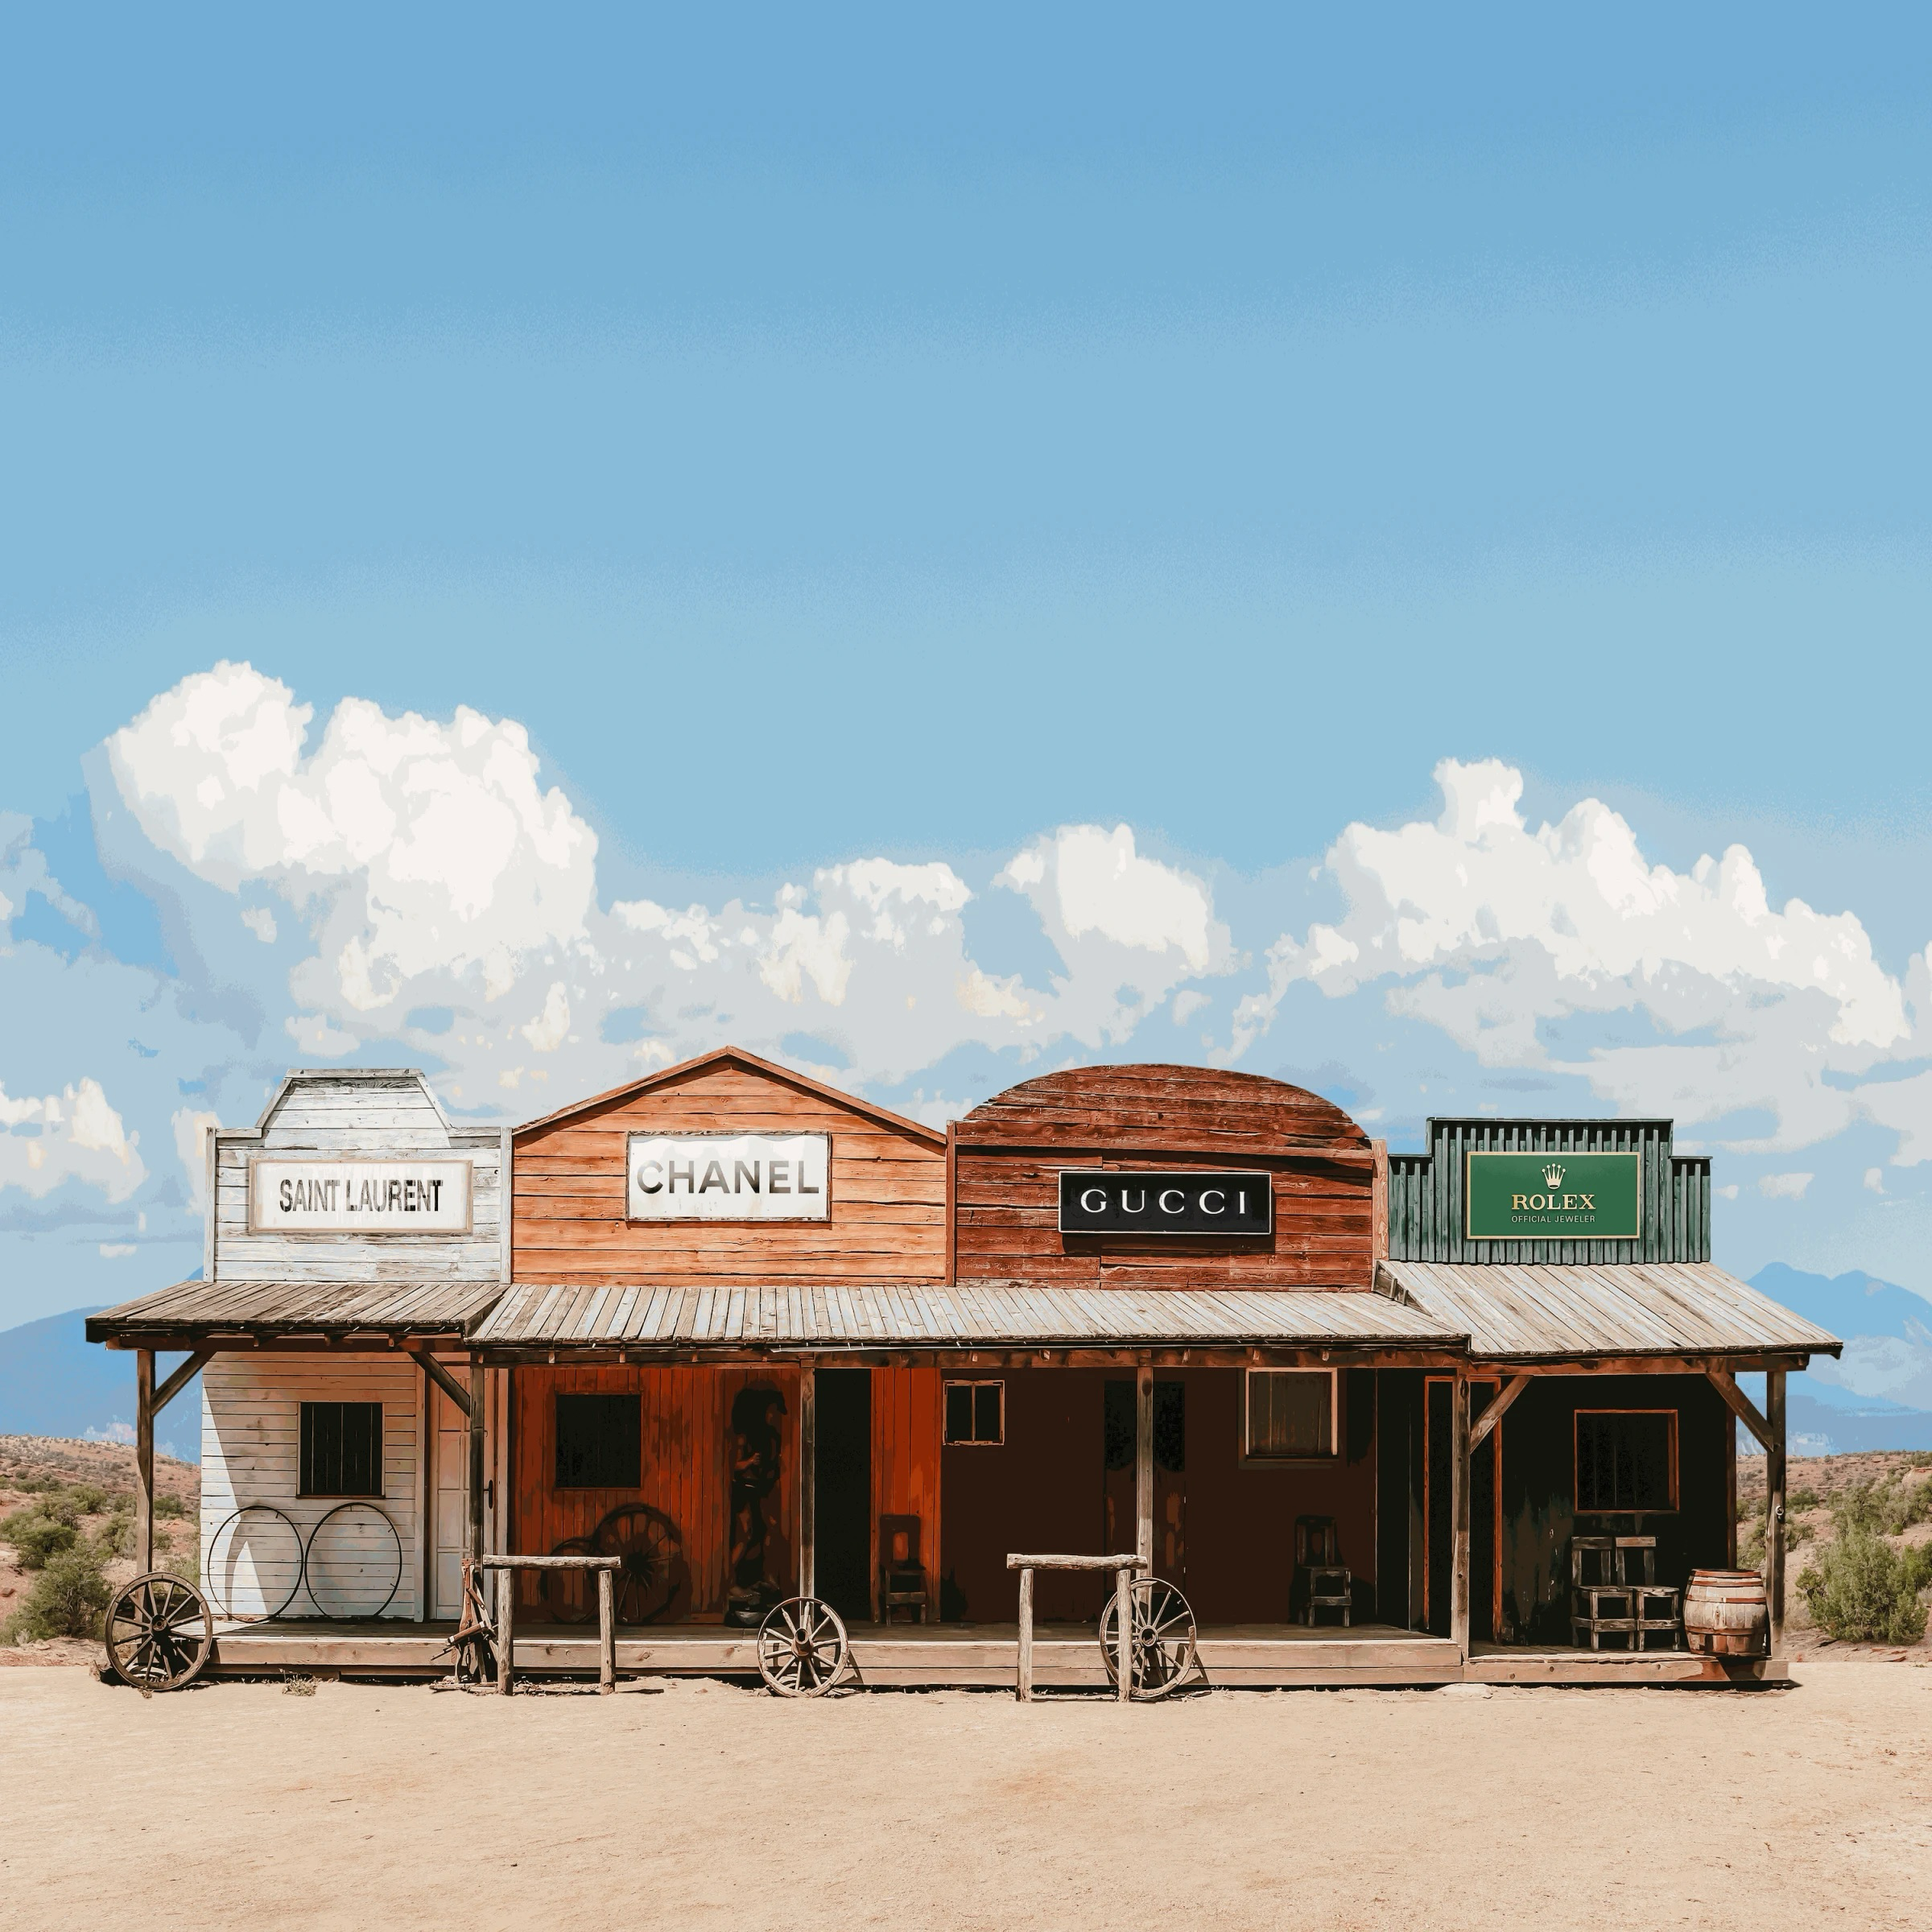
[1423,1377,1497,1641]
[1102,1380,1186,1586]
[814,1369,872,1624]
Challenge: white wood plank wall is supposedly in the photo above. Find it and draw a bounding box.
[200,1355,424,1620]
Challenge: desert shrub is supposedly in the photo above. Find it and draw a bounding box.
[90,1509,135,1561]
[1788,1486,1823,1515]
[2,1543,113,1643]
[64,1483,111,1517]
[28,1489,83,1529]
[155,1493,188,1521]
[1797,1522,1930,1645]
[162,1538,200,1587]
[1,1509,79,1570]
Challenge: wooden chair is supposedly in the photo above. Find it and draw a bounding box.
[878,1515,931,1625]
[1294,1515,1352,1628]
[1571,1535,1682,1650]
[1617,1535,1683,1651]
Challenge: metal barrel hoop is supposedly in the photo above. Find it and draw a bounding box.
[204,1504,305,1623]
[303,1501,404,1620]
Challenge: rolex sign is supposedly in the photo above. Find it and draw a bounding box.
[1464,1150,1641,1241]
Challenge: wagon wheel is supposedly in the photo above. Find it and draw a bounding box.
[104,1571,214,1692]
[1099,1576,1198,1700]
[541,1537,600,1624]
[592,1504,682,1624]
[757,1596,849,1697]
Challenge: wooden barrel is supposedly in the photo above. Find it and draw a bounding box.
[1683,1570,1769,1656]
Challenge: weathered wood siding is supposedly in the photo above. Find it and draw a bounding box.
[512,1059,946,1285]
[952,1066,1376,1289]
[506,1363,801,1618]
[213,1070,505,1283]
[870,1366,942,1612]
[200,1352,423,1619]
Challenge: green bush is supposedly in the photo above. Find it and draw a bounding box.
[90,1509,135,1561]
[155,1493,188,1521]
[64,1483,111,1517]
[1797,1524,1930,1645]
[162,1538,200,1587]
[1,1509,79,1570]
[2,1543,113,1643]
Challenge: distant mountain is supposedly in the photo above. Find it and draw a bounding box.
[1748,1264,1932,1455]
[0,1307,202,1462]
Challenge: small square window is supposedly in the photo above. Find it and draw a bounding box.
[1245,1370,1335,1460]
[944,1380,1004,1445]
[1575,1410,1677,1512]
[299,1402,383,1497]
[555,1393,642,1488]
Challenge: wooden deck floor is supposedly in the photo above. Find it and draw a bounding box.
[203,1618,1784,1687]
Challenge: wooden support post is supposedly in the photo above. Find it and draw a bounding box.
[134,1348,155,1575]
[1115,1563,1134,1703]
[1449,1374,1472,1659]
[497,1566,516,1695]
[598,1567,615,1694]
[467,1357,485,1566]
[1766,1368,1787,1658]
[799,1364,816,1600]
[1016,1567,1034,1703]
[1134,1359,1154,1569]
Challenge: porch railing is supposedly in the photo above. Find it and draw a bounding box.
[1005,1553,1148,1703]
[480,1552,623,1695]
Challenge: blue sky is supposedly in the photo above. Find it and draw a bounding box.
[3,6,1932,1334]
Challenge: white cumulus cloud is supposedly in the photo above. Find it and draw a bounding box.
[0,1077,145,1202]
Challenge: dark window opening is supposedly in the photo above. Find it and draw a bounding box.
[555,1393,642,1488]
[1104,1380,1186,1472]
[299,1402,383,1497]
[1575,1410,1677,1512]
[943,1380,1003,1445]
[1245,1369,1335,1459]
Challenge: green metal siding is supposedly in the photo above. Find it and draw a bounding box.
[1387,1118,1711,1265]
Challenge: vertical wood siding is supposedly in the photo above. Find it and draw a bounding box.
[1386,1119,1711,1265]
[507,1364,801,1617]
[200,1353,423,1618]
[213,1071,505,1284]
[512,1060,946,1285]
[869,1367,942,1612]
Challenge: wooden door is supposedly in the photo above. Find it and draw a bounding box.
[814,1368,872,1624]
[430,1377,468,1619]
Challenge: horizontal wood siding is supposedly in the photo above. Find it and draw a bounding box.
[214,1072,504,1284]
[513,1060,946,1286]
[508,1364,800,1619]
[952,1066,1375,1290]
[200,1353,422,1618]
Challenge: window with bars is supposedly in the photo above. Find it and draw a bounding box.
[555,1393,642,1488]
[1244,1369,1335,1460]
[299,1402,384,1497]
[1575,1410,1677,1512]
[943,1381,1004,1445]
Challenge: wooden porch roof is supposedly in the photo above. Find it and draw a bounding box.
[85,1276,505,1345]
[1374,1259,1841,1363]
[469,1280,1464,1352]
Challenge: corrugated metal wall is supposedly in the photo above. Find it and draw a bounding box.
[1387,1119,1710,1265]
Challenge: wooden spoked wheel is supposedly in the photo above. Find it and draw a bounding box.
[592,1504,682,1624]
[1099,1577,1198,1699]
[756,1596,850,1697]
[105,1571,214,1692]
[541,1537,601,1624]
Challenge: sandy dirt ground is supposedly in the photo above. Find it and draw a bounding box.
[2,1664,1928,1931]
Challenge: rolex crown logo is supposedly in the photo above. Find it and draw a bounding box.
[1541,1161,1566,1187]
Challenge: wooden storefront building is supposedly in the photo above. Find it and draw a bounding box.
[89,1051,1839,1686]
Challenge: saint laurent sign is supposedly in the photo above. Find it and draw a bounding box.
[1058,1170,1273,1236]
[627,1133,831,1221]
[247,1158,474,1234]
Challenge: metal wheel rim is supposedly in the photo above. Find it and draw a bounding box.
[204,1505,304,1622]
[540,1538,601,1624]
[756,1596,849,1697]
[593,1504,682,1625]
[303,1502,403,1620]
[1099,1578,1198,1699]
[105,1571,213,1690]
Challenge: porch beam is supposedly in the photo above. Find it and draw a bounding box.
[1468,1373,1530,1452]
[1449,1374,1472,1659]
[153,1348,213,1417]
[134,1348,155,1575]
[798,1365,816,1600]
[411,1348,472,1419]
[1704,1369,1776,1453]
[1134,1358,1154,1569]
[1766,1368,1787,1657]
